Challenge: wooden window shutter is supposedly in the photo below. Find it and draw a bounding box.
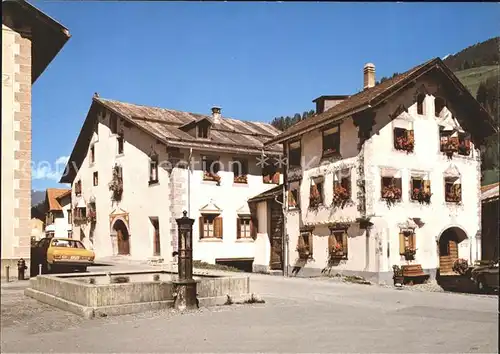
[272,172,280,184]
[236,218,241,238]
[328,234,335,254]
[214,217,223,239]
[399,232,406,255]
[411,233,417,251]
[250,218,256,239]
[423,179,431,193]
[454,183,461,198]
[406,129,414,141]
[199,217,204,239]
[342,232,348,257]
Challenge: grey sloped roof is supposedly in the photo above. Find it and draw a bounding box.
[97,98,283,153]
[60,96,283,183]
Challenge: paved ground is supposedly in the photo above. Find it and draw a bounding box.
[1,264,498,353]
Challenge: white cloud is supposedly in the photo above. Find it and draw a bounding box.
[32,155,69,181]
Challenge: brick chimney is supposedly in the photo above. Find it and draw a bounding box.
[363,63,375,90]
[211,106,221,123]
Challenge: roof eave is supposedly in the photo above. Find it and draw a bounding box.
[3,0,71,83]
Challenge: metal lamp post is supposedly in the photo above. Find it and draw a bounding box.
[173,210,198,310]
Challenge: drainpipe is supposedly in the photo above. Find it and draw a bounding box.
[188,148,193,217]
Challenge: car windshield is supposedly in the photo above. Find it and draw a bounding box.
[51,239,85,249]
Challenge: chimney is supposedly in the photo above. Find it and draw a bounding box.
[363,63,375,90]
[211,106,221,123]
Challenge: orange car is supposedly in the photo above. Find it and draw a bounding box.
[31,237,95,274]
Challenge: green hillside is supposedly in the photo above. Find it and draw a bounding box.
[454,65,499,98]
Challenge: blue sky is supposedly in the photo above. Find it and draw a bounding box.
[30,1,499,190]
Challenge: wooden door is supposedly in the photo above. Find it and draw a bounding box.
[153,220,160,256]
[117,228,130,255]
[439,238,458,274]
[269,200,284,270]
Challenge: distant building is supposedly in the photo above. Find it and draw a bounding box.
[44,189,72,239]
[30,218,44,244]
[1,0,70,275]
[262,58,497,283]
[60,97,283,268]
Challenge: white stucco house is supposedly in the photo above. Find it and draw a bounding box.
[261,58,497,283]
[44,189,72,239]
[60,96,283,268]
[1,0,70,276]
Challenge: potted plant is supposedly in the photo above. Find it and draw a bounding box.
[442,138,459,157]
[412,188,432,204]
[403,247,416,261]
[288,191,297,208]
[234,175,248,184]
[392,265,404,286]
[323,147,338,156]
[445,191,461,203]
[332,185,350,208]
[204,171,221,185]
[296,244,310,260]
[309,186,322,208]
[330,243,344,258]
[395,133,414,153]
[452,258,469,276]
[458,139,471,155]
[382,184,402,206]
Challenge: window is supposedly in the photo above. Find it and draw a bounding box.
[232,158,248,184]
[67,230,73,239]
[263,164,280,184]
[297,229,313,259]
[150,217,160,256]
[202,156,221,182]
[445,177,461,203]
[75,180,82,196]
[288,181,300,209]
[416,94,425,115]
[110,113,118,134]
[309,176,324,208]
[117,132,124,155]
[197,123,209,139]
[393,127,414,153]
[74,207,87,221]
[333,169,351,206]
[67,210,72,224]
[51,238,85,249]
[322,125,340,157]
[434,97,446,117]
[199,215,223,239]
[237,217,254,239]
[93,171,98,186]
[328,229,348,259]
[381,176,402,201]
[90,145,95,164]
[399,229,416,260]
[288,140,301,168]
[439,128,458,153]
[410,176,431,204]
[457,132,471,156]
[149,155,159,184]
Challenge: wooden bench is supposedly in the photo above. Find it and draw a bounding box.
[402,264,429,285]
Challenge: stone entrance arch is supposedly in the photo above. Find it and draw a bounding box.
[437,226,468,274]
[110,209,130,256]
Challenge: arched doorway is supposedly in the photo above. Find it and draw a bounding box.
[113,219,130,255]
[438,227,468,274]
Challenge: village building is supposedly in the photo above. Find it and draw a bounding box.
[60,96,283,268]
[480,182,499,261]
[30,218,44,244]
[43,188,73,239]
[1,0,70,276]
[262,58,497,283]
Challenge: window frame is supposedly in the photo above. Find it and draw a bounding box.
[309,176,324,208]
[149,154,159,185]
[393,127,414,153]
[288,181,300,210]
[297,229,313,259]
[328,228,348,260]
[117,132,125,155]
[237,217,253,239]
[380,176,402,201]
[444,177,462,203]
[93,171,98,186]
[232,158,248,184]
[90,144,95,164]
[333,169,352,204]
[288,140,301,168]
[202,155,221,181]
[199,214,223,239]
[322,125,341,158]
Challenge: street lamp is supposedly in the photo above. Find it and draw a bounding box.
[173,210,198,310]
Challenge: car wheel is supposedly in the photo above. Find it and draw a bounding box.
[47,262,54,274]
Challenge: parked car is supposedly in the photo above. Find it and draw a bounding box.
[31,237,95,275]
[470,260,499,293]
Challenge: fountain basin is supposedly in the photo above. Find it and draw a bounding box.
[24,270,252,318]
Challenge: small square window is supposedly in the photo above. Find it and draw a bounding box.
[393,127,414,153]
[90,145,95,164]
[93,171,98,186]
[381,177,402,201]
[445,177,461,203]
[322,125,340,157]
